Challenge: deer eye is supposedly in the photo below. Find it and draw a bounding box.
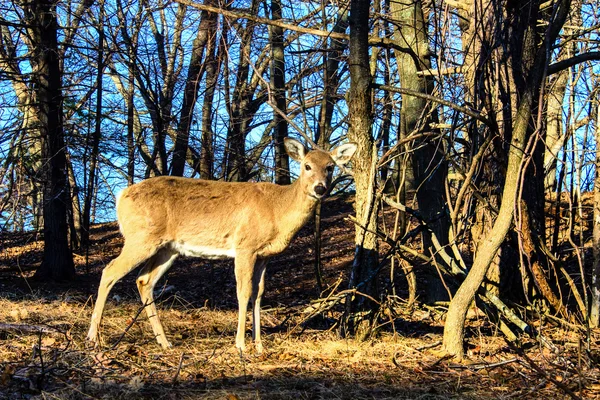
[305,164,312,171]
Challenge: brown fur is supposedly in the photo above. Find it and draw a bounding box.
[87,138,357,353]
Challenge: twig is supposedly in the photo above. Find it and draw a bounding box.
[544,312,586,332]
[448,357,519,370]
[416,340,442,351]
[171,352,185,385]
[506,340,582,400]
[373,84,492,126]
[0,322,58,335]
[110,301,150,350]
[35,331,45,390]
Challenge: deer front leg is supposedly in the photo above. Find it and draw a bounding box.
[234,251,257,353]
[251,259,268,355]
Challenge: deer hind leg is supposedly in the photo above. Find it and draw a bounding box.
[87,241,159,345]
[234,251,258,353]
[251,259,268,355]
[136,248,178,349]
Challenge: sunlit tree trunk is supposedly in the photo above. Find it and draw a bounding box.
[223,0,269,181]
[66,154,82,250]
[0,23,44,230]
[455,0,509,299]
[340,0,379,340]
[126,57,136,185]
[27,0,75,280]
[391,0,450,302]
[443,0,571,358]
[198,12,220,180]
[545,62,568,192]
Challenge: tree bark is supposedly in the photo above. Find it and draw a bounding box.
[28,0,75,280]
[270,0,289,184]
[544,61,568,192]
[316,8,348,148]
[340,0,379,340]
[390,0,450,302]
[223,0,268,181]
[443,0,572,358]
[198,10,221,180]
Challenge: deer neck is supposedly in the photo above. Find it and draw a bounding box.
[276,177,319,234]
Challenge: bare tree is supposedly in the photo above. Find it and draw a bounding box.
[171,0,218,177]
[340,0,379,339]
[443,0,572,358]
[81,1,106,248]
[390,0,450,302]
[22,0,75,280]
[592,84,600,328]
[270,0,290,185]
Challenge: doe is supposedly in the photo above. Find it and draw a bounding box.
[86,138,357,354]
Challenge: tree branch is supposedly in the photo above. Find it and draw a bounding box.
[547,51,600,75]
[373,84,491,125]
[175,0,404,51]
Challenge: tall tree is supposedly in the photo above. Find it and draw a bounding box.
[592,88,600,328]
[340,0,379,339]
[315,8,349,148]
[24,0,75,280]
[270,0,290,184]
[198,10,221,180]
[81,1,106,248]
[223,0,270,181]
[171,0,217,177]
[443,0,572,358]
[391,0,450,302]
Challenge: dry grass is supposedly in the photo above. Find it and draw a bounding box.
[1,198,599,399]
[1,290,598,399]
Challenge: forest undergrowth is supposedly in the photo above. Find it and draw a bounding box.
[0,197,598,399]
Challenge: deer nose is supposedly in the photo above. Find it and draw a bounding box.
[314,184,327,197]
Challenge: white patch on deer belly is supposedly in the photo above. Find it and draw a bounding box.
[171,242,236,259]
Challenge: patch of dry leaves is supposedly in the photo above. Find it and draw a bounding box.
[0,198,598,399]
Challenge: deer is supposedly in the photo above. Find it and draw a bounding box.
[86,138,357,354]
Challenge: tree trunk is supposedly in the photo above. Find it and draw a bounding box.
[82,8,105,247]
[224,0,262,181]
[0,24,44,231]
[66,154,81,250]
[443,0,571,358]
[340,0,379,340]
[592,97,600,328]
[316,8,348,148]
[390,0,449,302]
[544,64,568,192]
[270,0,289,185]
[172,0,216,177]
[454,0,508,299]
[198,10,221,180]
[127,58,136,185]
[29,0,75,280]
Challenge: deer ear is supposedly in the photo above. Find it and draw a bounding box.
[284,138,307,161]
[331,142,357,166]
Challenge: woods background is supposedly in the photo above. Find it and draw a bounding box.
[1,0,599,364]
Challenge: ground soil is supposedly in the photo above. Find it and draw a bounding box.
[0,196,598,399]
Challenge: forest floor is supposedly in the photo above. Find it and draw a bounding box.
[0,196,599,399]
